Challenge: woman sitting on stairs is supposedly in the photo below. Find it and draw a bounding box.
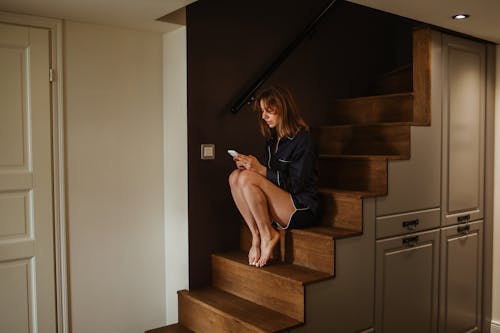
[229,85,319,268]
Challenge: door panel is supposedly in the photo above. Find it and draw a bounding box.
[442,35,485,225]
[440,221,482,333]
[0,260,33,333]
[375,229,440,333]
[0,22,55,333]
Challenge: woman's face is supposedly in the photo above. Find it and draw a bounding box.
[260,99,281,129]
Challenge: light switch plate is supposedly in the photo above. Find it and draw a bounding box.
[201,144,215,160]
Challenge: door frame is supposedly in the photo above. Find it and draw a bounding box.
[0,11,67,333]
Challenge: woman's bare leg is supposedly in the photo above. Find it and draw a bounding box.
[237,170,295,267]
[229,169,261,265]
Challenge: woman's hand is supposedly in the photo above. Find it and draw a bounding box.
[234,154,266,176]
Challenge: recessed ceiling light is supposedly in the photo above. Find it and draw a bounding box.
[452,14,470,20]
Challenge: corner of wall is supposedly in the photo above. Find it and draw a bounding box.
[492,44,500,326]
[163,26,189,325]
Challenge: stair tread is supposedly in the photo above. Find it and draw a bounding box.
[179,288,302,332]
[215,251,330,285]
[291,226,362,239]
[146,323,193,333]
[319,187,379,198]
[319,153,404,160]
[335,92,413,102]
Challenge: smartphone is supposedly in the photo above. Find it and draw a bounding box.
[227,149,238,157]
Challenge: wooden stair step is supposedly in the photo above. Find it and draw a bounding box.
[145,323,194,333]
[320,153,403,160]
[212,251,329,321]
[178,288,302,333]
[331,93,413,125]
[370,64,413,95]
[318,188,364,231]
[286,225,361,275]
[318,157,388,195]
[319,187,381,199]
[313,123,411,158]
[239,221,334,275]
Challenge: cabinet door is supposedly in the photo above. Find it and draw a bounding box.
[440,221,483,333]
[441,34,486,226]
[375,229,440,333]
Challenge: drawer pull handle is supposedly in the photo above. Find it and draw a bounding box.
[402,236,419,247]
[457,214,470,223]
[402,219,420,230]
[457,225,470,235]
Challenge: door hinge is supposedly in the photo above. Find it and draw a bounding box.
[49,68,54,83]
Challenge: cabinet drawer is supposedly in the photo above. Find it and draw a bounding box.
[376,208,440,239]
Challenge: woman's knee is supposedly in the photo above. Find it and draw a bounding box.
[228,169,241,188]
[237,170,258,187]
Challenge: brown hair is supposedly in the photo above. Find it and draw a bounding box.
[253,86,309,139]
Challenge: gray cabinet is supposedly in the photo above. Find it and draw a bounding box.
[374,31,488,333]
[375,229,440,333]
[441,34,486,226]
[439,221,483,333]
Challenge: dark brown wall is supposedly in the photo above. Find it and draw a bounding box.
[186,0,419,288]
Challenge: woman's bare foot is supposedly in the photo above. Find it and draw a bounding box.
[257,228,280,267]
[248,241,261,266]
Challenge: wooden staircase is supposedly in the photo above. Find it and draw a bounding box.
[147,27,432,333]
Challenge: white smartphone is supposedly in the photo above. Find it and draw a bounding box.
[227,149,238,157]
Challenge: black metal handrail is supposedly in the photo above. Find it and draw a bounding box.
[230,0,340,114]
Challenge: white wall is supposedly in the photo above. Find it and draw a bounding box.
[163,27,189,324]
[64,21,166,333]
[493,45,500,332]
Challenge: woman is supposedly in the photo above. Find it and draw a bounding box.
[228,86,319,268]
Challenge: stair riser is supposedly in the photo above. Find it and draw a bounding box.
[318,159,388,194]
[285,231,334,274]
[240,224,335,274]
[319,192,363,231]
[211,255,304,322]
[179,293,262,333]
[314,125,410,157]
[332,94,413,124]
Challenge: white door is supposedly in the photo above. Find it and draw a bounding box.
[0,22,56,333]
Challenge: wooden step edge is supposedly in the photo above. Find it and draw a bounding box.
[291,226,362,240]
[179,288,303,332]
[213,251,331,285]
[145,323,194,333]
[334,92,414,102]
[319,153,405,161]
[318,187,381,199]
[320,187,387,199]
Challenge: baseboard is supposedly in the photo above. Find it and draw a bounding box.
[491,321,500,333]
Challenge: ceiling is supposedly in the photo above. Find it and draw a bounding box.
[0,0,498,43]
[0,0,197,32]
[348,0,500,44]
